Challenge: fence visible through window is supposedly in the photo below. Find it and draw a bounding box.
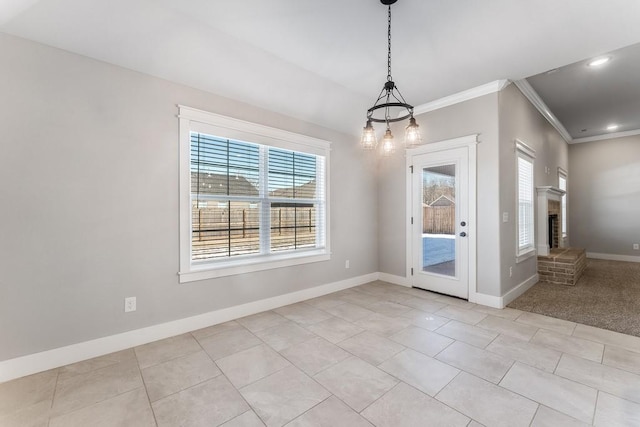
[191,204,316,259]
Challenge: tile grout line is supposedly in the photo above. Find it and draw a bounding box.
[526,403,541,427]
[46,369,61,427]
[278,394,334,426]
[592,390,601,426]
[46,358,146,422]
[499,360,601,423]
[192,335,267,427]
[134,349,159,427]
[431,371,504,426]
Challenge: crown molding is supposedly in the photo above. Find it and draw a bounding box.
[571,128,640,144]
[513,79,572,143]
[411,80,511,117]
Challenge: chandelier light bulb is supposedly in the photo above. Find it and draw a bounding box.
[381,128,395,156]
[404,116,421,147]
[361,120,378,150]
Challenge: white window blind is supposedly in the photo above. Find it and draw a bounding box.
[559,174,567,235]
[515,140,535,259]
[190,134,261,261]
[190,133,326,263]
[518,156,534,250]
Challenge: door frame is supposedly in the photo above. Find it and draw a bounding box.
[405,134,479,303]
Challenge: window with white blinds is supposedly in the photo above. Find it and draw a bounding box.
[515,140,535,259]
[178,106,330,282]
[558,172,567,236]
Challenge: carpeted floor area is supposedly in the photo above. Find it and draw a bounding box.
[508,258,640,337]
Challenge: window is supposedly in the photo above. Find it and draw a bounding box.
[558,168,567,237]
[179,106,330,282]
[515,140,535,261]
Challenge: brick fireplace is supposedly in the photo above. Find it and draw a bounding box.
[536,186,586,286]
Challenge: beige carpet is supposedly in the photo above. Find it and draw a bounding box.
[508,258,640,337]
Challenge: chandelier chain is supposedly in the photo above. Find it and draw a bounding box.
[387,5,392,81]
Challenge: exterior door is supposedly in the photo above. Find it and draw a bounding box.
[412,146,470,299]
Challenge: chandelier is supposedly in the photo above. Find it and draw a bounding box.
[361,0,421,155]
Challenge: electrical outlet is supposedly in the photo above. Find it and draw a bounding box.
[345,260,350,269]
[509,266,513,277]
[124,297,136,312]
[634,244,639,250]
[503,212,509,223]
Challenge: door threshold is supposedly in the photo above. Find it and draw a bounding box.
[411,286,469,302]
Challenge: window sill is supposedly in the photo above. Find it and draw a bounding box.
[516,249,536,264]
[179,250,330,283]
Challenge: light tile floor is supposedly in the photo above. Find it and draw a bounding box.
[2,281,640,426]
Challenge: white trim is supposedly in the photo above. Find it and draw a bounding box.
[558,169,568,244]
[406,134,478,302]
[378,272,411,287]
[178,105,331,152]
[515,139,536,159]
[571,128,640,144]
[501,273,540,307]
[0,273,378,383]
[513,80,572,142]
[466,141,478,304]
[587,252,640,263]
[535,186,565,256]
[516,249,537,264]
[411,80,510,117]
[181,252,331,282]
[406,134,480,155]
[472,292,504,309]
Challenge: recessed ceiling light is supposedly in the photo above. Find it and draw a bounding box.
[606,124,619,131]
[588,57,611,67]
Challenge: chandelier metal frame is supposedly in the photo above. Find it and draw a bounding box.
[361,0,420,153]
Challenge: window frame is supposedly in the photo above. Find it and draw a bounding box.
[515,139,536,263]
[558,167,568,238]
[178,106,331,283]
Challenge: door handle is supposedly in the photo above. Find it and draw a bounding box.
[459,232,467,237]
[460,221,466,226]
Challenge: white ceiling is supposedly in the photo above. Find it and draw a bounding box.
[2,0,640,137]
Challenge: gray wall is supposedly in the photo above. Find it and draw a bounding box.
[498,84,569,295]
[569,135,640,256]
[377,93,502,297]
[0,34,378,361]
[377,84,571,300]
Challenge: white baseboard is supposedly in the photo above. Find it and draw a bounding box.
[501,274,539,307]
[472,292,504,309]
[378,272,411,287]
[0,272,378,383]
[587,252,640,263]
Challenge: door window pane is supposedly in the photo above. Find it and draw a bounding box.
[422,164,456,277]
